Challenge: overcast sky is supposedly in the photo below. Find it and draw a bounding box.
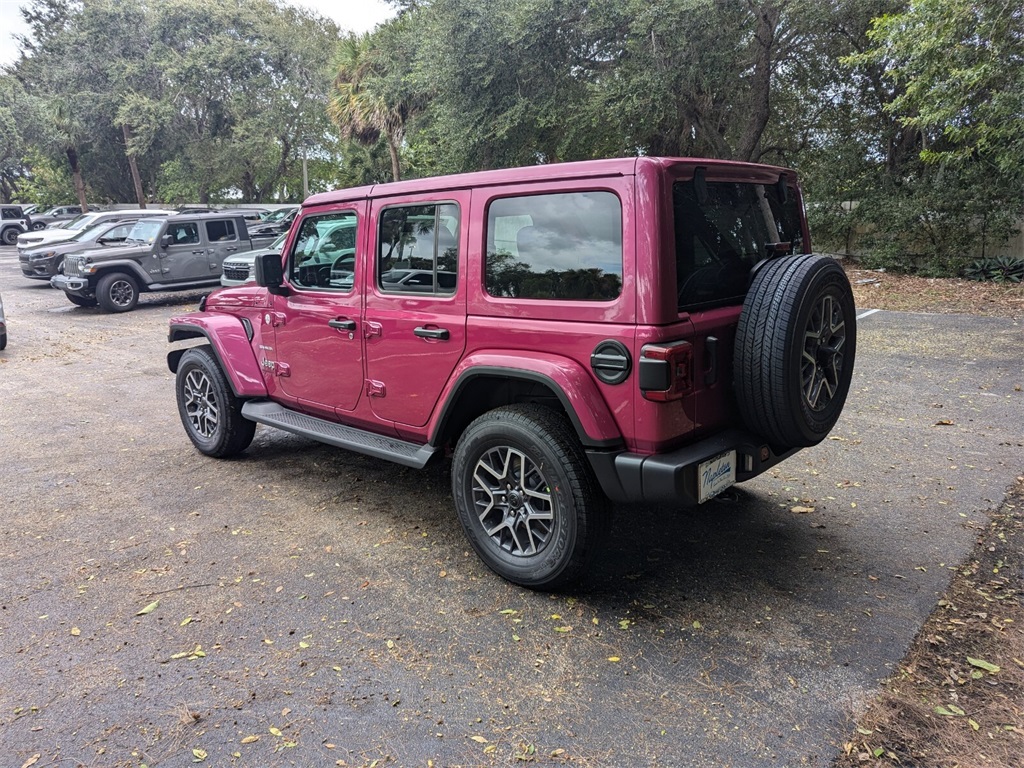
[0,0,398,67]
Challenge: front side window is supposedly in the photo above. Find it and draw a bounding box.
[377,203,459,295]
[289,211,358,291]
[674,179,803,310]
[168,222,200,245]
[205,219,237,242]
[485,191,623,301]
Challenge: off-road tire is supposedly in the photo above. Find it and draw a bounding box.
[96,271,139,313]
[452,404,610,590]
[175,345,256,458]
[65,294,97,307]
[1,227,18,245]
[734,254,856,447]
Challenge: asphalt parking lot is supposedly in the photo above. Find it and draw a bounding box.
[1,244,1022,767]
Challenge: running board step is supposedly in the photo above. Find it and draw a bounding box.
[241,401,438,469]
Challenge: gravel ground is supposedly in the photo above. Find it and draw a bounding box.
[1,246,1022,768]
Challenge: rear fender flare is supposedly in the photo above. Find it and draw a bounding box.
[167,314,267,398]
[431,351,623,449]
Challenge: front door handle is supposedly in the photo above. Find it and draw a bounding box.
[328,318,357,331]
[414,326,450,340]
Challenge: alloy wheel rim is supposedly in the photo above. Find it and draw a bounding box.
[183,369,219,438]
[471,445,554,557]
[801,293,846,412]
[109,280,134,307]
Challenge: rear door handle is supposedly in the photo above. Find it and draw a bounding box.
[414,326,450,340]
[328,319,357,331]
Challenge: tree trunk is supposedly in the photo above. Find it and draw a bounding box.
[66,146,89,212]
[735,2,780,162]
[387,135,401,182]
[122,124,147,208]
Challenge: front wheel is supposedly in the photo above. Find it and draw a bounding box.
[175,346,255,458]
[65,293,97,307]
[96,271,139,312]
[452,404,609,590]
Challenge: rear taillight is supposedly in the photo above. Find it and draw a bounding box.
[639,340,693,401]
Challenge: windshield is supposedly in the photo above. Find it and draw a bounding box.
[127,219,166,244]
[70,221,112,242]
[61,213,96,231]
[674,180,803,310]
[264,208,292,223]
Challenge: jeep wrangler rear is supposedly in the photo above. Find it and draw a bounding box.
[168,157,855,589]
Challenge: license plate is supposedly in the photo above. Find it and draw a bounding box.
[698,450,737,503]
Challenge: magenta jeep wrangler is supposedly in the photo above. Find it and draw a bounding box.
[168,157,855,589]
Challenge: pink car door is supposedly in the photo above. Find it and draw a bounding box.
[269,206,365,418]
[363,193,470,429]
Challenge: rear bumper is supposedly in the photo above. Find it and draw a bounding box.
[587,428,800,506]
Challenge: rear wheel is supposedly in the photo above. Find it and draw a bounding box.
[175,346,255,458]
[2,227,18,245]
[452,404,609,590]
[96,271,139,313]
[734,254,856,447]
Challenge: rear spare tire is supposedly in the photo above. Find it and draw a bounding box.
[734,254,856,447]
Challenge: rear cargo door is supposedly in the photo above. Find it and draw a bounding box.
[672,175,805,435]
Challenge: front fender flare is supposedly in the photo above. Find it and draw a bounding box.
[431,351,623,449]
[167,313,267,398]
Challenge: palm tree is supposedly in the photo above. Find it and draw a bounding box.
[51,99,90,211]
[327,29,420,183]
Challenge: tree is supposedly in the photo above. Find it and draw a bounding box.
[827,0,1024,272]
[865,0,1024,179]
[328,19,423,182]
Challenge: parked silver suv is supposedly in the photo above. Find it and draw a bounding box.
[1,205,31,246]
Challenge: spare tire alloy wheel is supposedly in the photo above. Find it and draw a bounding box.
[452,404,609,590]
[175,346,255,458]
[734,254,856,448]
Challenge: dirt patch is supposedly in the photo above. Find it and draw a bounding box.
[846,267,1024,319]
[832,478,1024,767]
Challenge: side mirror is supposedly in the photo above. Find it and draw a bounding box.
[254,251,288,295]
[159,234,173,249]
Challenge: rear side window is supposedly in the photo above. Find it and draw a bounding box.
[205,219,238,242]
[485,191,623,301]
[674,180,803,310]
[2,207,22,219]
[377,203,459,295]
